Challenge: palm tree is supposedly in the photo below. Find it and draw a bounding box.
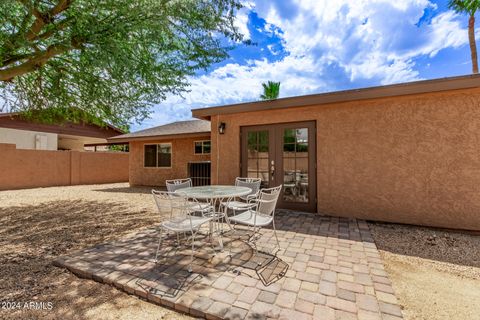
[449,0,480,73]
[260,81,281,100]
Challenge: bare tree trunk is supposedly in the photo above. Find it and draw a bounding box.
[469,15,479,74]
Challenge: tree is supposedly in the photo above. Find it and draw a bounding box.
[449,0,480,73]
[108,144,129,152]
[260,81,280,100]
[0,0,243,126]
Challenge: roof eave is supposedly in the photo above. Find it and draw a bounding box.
[192,74,480,119]
[107,131,211,143]
[0,112,124,134]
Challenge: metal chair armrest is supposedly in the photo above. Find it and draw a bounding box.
[246,191,260,201]
[251,198,276,205]
[238,202,258,210]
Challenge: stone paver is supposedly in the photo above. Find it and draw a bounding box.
[275,290,297,309]
[282,278,301,292]
[237,287,260,304]
[258,290,277,304]
[54,210,403,320]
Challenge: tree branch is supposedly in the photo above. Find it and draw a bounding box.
[34,16,73,41]
[0,43,71,81]
[2,53,35,67]
[17,0,47,40]
[51,0,72,16]
[24,0,73,41]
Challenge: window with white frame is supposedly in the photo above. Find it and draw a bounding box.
[194,140,211,154]
[144,143,172,167]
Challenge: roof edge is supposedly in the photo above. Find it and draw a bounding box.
[0,111,124,134]
[107,131,211,143]
[192,74,480,120]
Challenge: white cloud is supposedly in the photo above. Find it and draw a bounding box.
[254,0,468,83]
[134,0,470,130]
[141,55,324,128]
[233,1,256,41]
[234,9,250,40]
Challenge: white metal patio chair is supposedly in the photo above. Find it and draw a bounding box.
[228,185,282,254]
[165,178,192,192]
[283,171,297,200]
[221,177,262,217]
[152,190,213,272]
[166,178,212,215]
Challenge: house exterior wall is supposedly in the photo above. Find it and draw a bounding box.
[0,143,128,190]
[210,87,480,231]
[0,127,57,150]
[129,136,210,187]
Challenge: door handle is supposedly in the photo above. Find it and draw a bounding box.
[271,160,275,181]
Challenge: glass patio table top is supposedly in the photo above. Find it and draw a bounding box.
[175,185,252,199]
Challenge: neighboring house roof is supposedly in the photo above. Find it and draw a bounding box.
[192,74,480,120]
[0,112,124,139]
[108,119,211,142]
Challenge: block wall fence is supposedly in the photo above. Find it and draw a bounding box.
[0,143,128,190]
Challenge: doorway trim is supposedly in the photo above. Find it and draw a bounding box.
[240,120,317,212]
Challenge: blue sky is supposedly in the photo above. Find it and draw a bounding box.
[133,0,478,131]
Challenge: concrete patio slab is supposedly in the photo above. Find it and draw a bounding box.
[54,210,403,320]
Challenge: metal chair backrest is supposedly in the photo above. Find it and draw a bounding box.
[235,177,261,197]
[152,189,188,222]
[257,185,282,216]
[165,178,192,192]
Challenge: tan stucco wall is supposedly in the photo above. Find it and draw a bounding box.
[75,151,129,185]
[129,136,210,187]
[0,143,128,190]
[210,87,480,231]
[0,127,58,150]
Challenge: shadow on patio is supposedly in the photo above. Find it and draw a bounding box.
[55,209,401,320]
[0,199,184,320]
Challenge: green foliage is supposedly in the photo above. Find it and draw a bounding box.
[448,0,480,15]
[283,129,308,152]
[0,0,244,126]
[247,130,269,152]
[448,0,479,73]
[108,144,129,152]
[260,81,280,100]
[18,107,108,127]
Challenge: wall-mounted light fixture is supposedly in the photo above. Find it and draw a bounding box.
[218,122,226,134]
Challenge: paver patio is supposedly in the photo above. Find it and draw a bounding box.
[54,210,403,320]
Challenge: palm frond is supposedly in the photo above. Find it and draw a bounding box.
[448,0,479,15]
[260,81,281,100]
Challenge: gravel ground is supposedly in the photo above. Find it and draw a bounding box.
[0,183,192,320]
[2,183,479,320]
[369,222,480,320]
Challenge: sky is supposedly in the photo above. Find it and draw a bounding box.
[133,0,478,131]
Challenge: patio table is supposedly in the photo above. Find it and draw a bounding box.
[176,185,252,250]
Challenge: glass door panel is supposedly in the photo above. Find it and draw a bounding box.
[282,127,309,203]
[245,130,270,188]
